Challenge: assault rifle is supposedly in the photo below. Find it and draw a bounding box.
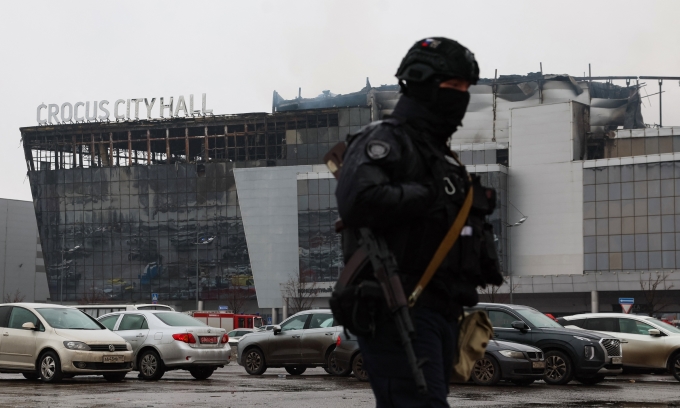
[324,143,428,395]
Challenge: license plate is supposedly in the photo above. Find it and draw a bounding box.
[200,336,218,344]
[611,357,622,364]
[103,355,124,363]
[532,361,545,369]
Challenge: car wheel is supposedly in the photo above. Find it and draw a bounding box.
[189,367,215,380]
[668,352,680,382]
[576,375,605,385]
[39,351,63,383]
[471,355,501,386]
[544,350,574,385]
[352,353,369,382]
[285,366,307,375]
[138,349,165,381]
[244,348,267,375]
[326,352,351,376]
[510,379,534,386]
[103,373,127,382]
[22,372,40,381]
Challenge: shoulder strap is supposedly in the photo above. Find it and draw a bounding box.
[408,182,473,308]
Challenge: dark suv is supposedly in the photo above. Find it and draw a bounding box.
[471,303,623,385]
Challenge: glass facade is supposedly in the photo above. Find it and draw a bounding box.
[29,163,250,303]
[297,175,342,283]
[584,162,678,272]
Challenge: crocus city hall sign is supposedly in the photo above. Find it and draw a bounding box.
[36,94,213,125]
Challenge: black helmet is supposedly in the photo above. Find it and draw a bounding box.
[395,37,479,85]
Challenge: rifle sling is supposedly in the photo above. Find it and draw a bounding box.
[407,184,474,307]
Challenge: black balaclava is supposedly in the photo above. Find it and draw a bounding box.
[395,78,470,143]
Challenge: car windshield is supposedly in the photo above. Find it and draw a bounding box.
[647,318,680,334]
[514,308,563,328]
[36,308,103,330]
[154,312,208,327]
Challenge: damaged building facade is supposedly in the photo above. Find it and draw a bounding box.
[19,72,680,319]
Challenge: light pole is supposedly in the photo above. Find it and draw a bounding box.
[60,235,64,303]
[194,230,214,310]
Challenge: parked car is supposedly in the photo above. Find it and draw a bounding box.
[471,340,545,386]
[237,309,343,375]
[0,303,133,383]
[227,328,256,359]
[98,310,230,380]
[227,328,256,348]
[331,331,368,381]
[557,313,680,381]
[470,303,623,385]
[257,325,277,332]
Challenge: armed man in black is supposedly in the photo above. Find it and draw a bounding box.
[334,38,500,407]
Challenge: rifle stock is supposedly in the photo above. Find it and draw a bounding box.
[358,228,428,395]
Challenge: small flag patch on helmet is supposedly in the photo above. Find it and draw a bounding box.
[366,141,391,160]
[421,38,441,48]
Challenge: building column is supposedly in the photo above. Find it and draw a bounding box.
[271,307,278,325]
[591,290,599,313]
[282,301,288,321]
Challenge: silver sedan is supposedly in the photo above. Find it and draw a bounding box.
[98,310,230,380]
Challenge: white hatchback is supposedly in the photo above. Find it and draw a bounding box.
[0,303,133,382]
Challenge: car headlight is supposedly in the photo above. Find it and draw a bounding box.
[126,342,132,351]
[573,336,592,342]
[584,345,595,360]
[498,350,525,359]
[63,341,90,351]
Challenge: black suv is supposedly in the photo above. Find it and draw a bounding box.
[471,303,623,385]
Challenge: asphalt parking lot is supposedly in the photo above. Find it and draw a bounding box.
[0,365,678,408]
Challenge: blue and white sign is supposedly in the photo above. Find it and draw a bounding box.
[619,298,634,314]
[267,317,272,325]
[151,293,159,304]
[219,305,229,311]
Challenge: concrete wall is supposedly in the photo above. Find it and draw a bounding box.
[509,102,585,276]
[0,199,48,302]
[234,165,314,309]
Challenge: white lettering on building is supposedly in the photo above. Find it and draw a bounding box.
[36,94,213,124]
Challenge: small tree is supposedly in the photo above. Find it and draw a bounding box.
[281,272,318,316]
[3,289,26,303]
[639,272,675,317]
[223,287,253,314]
[478,277,519,304]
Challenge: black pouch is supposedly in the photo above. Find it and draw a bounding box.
[329,280,384,337]
[458,217,502,288]
[459,218,483,285]
[480,222,503,286]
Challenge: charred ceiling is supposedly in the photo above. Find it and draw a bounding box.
[21,110,340,172]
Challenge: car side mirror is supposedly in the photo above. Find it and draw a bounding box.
[273,325,282,335]
[511,321,529,332]
[648,329,661,336]
[22,322,36,330]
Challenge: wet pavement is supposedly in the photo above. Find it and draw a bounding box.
[0,365,678,407]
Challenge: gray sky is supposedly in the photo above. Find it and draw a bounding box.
[1,0,678,201]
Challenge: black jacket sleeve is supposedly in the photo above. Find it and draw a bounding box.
[336,123,433,229]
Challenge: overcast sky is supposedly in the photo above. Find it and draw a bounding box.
[1,0,678,201]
